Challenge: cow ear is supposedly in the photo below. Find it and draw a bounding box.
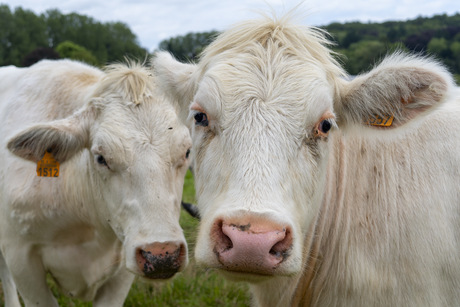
[335,53,455,128]
[7,103,97,163]
[152,51,198,125]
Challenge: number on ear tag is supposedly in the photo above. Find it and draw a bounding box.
[36,152,60,177]
[366,115,394,127]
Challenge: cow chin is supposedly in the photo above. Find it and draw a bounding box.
[217,268,299,284]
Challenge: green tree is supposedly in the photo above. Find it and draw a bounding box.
[0,5,13,66]
[342,30,361,48]
[0,6,48,66]
[159,31,219,62]
[342,40,390,75]
[0,5,148,66]
[56,40,98,65]
[451,41,460,56]
[450,41,460,73]
[43,9,147,64]
[428,37,450,57]
[104,21,148,62]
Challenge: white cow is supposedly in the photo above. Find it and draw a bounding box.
[0,59,191,306]
[153,14,460,307]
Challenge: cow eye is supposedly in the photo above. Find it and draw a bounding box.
[185,148,191,159]
[96,155,108,167]
[319,119,332,134]
[194,112,209,127]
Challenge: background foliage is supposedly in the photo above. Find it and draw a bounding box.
[0,5,147,67]
[0,4,459,84]
[325,13,460,77]
[158,31,219,63]
[159,13,460,83]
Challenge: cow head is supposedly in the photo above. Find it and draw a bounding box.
[7,62,192,280]
[153,16,454,282]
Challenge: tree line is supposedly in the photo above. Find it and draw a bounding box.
[159,13,460,82]
[1,4,459,83]
[326,13,460,78]
[0,5,147,67]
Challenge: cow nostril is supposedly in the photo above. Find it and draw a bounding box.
[213,220,233,253]
[178,243,187,265]
[269,227,292,260]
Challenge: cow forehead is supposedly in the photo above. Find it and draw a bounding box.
[93,98,188,164]
[192,16,346,132]
[101,95,179,135]
[195,49,335,137]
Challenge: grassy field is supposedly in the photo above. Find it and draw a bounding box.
[0,171,251,306]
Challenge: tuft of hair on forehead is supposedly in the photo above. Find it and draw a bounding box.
[93,59,156,106]
[198,8,346,82]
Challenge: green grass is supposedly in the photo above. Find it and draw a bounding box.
[0,170,251,306]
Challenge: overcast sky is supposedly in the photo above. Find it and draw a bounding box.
[2,0,459,52]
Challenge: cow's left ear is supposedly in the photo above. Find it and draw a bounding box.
[7,102,98,163]
[335,53,455,128]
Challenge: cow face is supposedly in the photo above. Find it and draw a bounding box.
[190,58,337,279]
[153,18,453,282]
[88,96,192,280]
[153,27,343,280]
[7,64,192,280]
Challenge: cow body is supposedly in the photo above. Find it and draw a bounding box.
[0,59,191,306]
[153,13,460,307]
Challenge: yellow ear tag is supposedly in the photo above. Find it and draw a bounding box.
[366,114,394,127]
[36,152,60,177]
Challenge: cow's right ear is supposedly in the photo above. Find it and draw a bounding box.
[152,52,198,125]
[7,103,97,163]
